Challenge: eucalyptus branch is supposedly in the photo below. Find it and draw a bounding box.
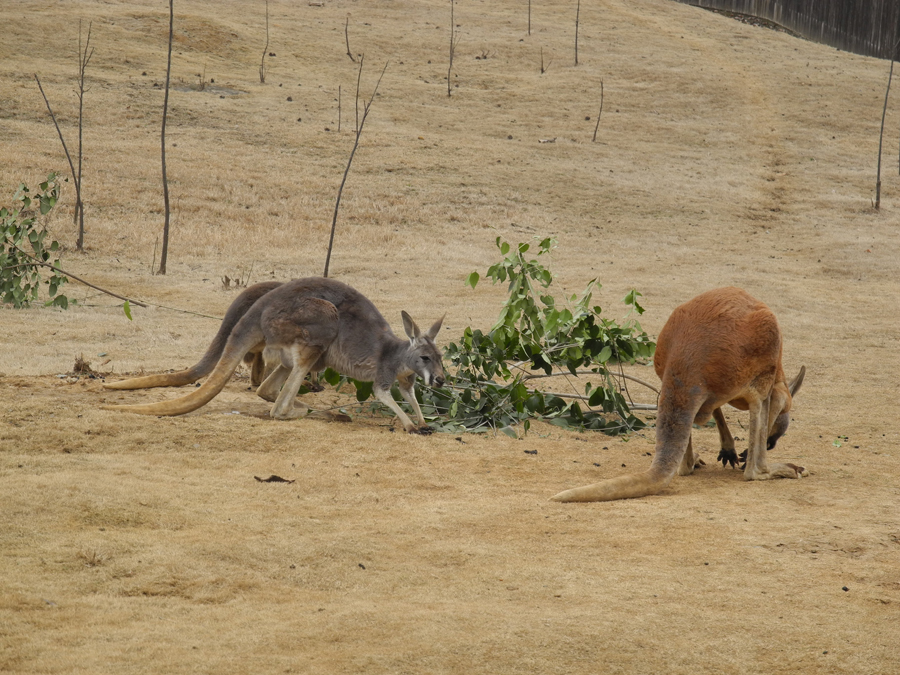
[521,369,660,394]
[445,381,657,411]
[11,245,147,308]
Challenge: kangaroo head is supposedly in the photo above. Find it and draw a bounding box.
[767,365,805,450]
[401,311,446,388]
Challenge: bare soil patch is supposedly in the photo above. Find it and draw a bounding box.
[2,1,899,673]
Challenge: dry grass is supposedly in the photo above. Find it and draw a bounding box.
[2,0,900,673]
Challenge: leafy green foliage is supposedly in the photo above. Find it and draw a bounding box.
[313,238,655,436]
[419,237,655,434]
[1,174,72,309]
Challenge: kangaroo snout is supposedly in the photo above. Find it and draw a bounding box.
[432,374,445,388]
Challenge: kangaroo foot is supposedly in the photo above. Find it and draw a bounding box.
[272,403,309,421]
[745,462,808,481]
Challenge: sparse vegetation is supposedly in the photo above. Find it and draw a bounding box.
[322,238,655,436]
[0,173,72,309]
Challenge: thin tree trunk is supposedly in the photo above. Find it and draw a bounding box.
[575,0,580,66]
[323,61,388,278]
[158,0,174,275]
[75,21,93,251]
[876,55,895,210]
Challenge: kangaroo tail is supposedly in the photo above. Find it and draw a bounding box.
[549,467,674,502]
[550,382,701,503]
[103,368,207,390]
[102,323,265,416]
[103,282,281,391]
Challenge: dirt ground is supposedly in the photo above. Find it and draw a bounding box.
[1,1,899,673]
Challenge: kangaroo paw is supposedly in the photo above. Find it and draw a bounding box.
[717,448,739,469]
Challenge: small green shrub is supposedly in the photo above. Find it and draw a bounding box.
[1,173,72,309]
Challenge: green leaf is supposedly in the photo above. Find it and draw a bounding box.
[466,271,480,289]
[123,300,133,321]
[354,380,374,402]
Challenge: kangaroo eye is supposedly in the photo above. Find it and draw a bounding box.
[421,356,430,362]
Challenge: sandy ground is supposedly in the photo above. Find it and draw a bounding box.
[1,1,899,673]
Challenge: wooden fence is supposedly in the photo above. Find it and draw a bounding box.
[674,0,900,60]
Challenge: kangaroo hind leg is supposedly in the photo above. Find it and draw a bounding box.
[270,344,324,420]
[677,435,704,476]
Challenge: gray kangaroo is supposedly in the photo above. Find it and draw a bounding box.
[103,277,446,433]
[105,281,283,391]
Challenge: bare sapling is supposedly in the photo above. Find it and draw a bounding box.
[74,20,93,250]
[876,38,899,209]
[260,0,270,83]
[592,79,604,142]
[34,78,79,236]
[574,0,580,66]
[354,54,364,132]
[540,47,551,74]
[345,15,356,62]
[33,22,93,251]
[158,0,174,275]
[447,0,461,97]
[528,0,532,36]
[323,60,389,278]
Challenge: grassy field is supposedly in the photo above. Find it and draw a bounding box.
[2,1,899,673]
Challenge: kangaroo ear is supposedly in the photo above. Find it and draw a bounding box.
[789,365,805,397]
[425,314,445,340]
[401,311,421,341]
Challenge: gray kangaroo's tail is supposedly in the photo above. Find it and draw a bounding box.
[102,322,265,416]
[104,281,282,391]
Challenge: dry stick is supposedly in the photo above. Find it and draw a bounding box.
[540,47,551,74]
[34,75,80,224]
[528,0,531,36]
[338,84,341,132]
[574,0,580,66]
[345,15,355,62]
[323,61,389,278]
[260,0,270,83]
[75,21,94,251]
[158,0,174,275]
[591,79,604,142]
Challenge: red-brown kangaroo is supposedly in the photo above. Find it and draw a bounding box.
[103,277,445,433]
[551,287,806,502]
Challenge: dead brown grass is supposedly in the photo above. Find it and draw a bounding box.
[2,1,899,673]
